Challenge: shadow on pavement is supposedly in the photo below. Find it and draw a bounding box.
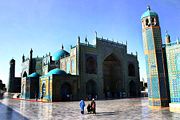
[95,111,118,116]
[0,103,28,120]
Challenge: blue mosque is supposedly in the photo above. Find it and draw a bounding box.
[8,36,140,101]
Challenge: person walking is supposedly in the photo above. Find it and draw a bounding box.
[79,99,85,114]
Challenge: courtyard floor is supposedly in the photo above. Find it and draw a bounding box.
[0,97,180,120]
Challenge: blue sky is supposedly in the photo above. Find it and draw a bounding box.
[0,0,180,85]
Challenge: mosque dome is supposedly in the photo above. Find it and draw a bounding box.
[141,6,158,19]
[28,72,39,78]
[47,68,67,76]
[52,45,70,61]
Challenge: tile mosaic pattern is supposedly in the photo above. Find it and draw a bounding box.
[1,98,180,120]
[143,27,169,106]
[166,45,180,104]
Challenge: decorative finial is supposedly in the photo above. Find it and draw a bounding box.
[77,36,80,44]
[78,36,80,41]
[62,44,64,50]
[85,36,88,43]
[147,5,151,10]
[22,54,25,62]
[30,48,33,53]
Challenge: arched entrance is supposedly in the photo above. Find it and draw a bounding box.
[41,83,46,98]
[86,80,97,100]
[23,72,27,77]
[61,83,72,101]
[129,80,137,97]
[103,54,122,98]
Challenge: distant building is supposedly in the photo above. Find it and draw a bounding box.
[18,36,140,101]
[8,59,21,93]
[141,6,180,110]
[0,79,6,95]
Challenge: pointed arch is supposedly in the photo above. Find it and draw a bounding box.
[23,71,27,77]
[129,80,137,97]
[103,53,122,98]
[86,80,97,99]
[61,82,72,101]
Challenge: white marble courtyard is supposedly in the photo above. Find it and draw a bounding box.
[0,98,180,120]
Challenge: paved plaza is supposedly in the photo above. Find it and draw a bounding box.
[0,98,180,120]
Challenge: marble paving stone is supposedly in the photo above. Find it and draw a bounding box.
[1,98,180,120]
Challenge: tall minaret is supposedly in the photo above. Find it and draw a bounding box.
[141,6,169,107]
[8,59,15,92]
[29,48,33,74]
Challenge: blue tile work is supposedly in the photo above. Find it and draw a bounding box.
[166,47,180,104]
[141,7,169,107]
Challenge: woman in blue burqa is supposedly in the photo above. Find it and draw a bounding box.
[79,99,85,114]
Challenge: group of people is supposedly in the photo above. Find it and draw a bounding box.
[79,98,96,114]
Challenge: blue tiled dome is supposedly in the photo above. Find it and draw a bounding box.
[141,6,158,19]
[47,68,67,76]
[52,49,69,61]
[28,72,39,78]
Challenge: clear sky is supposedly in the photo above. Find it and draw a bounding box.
[0,0,180,86]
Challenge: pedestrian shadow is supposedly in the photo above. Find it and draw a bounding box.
[0,103,28,120]
[95,111,118,116]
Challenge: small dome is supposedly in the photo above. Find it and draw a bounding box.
[165,31,171,44]
[28,72,39,78]
[10,59,15,63]
[141,6,158,19]
[47,68,67,76]
[52,49,70,61]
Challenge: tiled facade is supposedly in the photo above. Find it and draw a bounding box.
[164,42,180,110]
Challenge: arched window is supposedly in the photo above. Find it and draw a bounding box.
[86,55,97,74]
[146,19,149,26]
[128,64,135,76]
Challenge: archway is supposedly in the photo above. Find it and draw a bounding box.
[61,83,72,101]
[41,83,46,98]
[129,80,137,97]
[23,72,27,77]
[103,54,122,98]
[86,80,97,100]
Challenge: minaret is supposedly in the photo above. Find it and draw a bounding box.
[165,31,171,44]
[8,59,15,92]
[141,6,169,107]
[29,48,33,74]
[30,48,33,60]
